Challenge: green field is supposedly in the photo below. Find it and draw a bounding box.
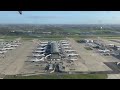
[1,34,120,42]
[4,74,107,79]
[0,35,65,41]
[0,36,19,40]
[39,38,64,41]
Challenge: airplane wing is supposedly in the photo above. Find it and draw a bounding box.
[18,11,22,15]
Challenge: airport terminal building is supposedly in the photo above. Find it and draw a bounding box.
[50,41,61,60]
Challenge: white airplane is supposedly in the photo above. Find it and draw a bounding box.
[29,57,44,62]
[67,53,79,57]
[103,53,111,56]
[3,47,16,50]
[117,62,120,65]
[9,44,19,47]
[63,46,72,49]
[98,49,110,53]
[0,51,4,54]
[33,50,45,53]
[65,50,76,52]
[62,43,70,45]
[40,41,48,44]
[117,46,120,48]
[36,47,45,50]
[0,48,6,51]
[45,54,51,59]
[69,58,78,61]
[39,44,47,47]
[62,44,69,47]
[0,50,7,53]
[32,53,45,57]
[107,44,115,46]
[61,42,69,44]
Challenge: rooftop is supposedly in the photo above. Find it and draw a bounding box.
[51,41,60,54]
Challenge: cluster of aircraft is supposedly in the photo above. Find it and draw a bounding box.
[29,41,51,62]
[0,41,21,54]
[60,40,78,61]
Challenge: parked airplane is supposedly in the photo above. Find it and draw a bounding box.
[61,42,69,45]
[3,47,16,50]
[98,49,110,53]
[15,42,22,45]
[63,46,72,49]
[107,44,115,47]
[0,48,6,51]
[9,44,19,47]
[69,58,78,61]
[65,50,76,53]
[40,41,48,43]
[0,51,4,54]
[45,54,51,59]
[29,57,44,62]
[32,53,45,57]
[117,62,120,65]
[62,43,70,46]
[36,47,45,50]
[39,44,48,47]
[67,53,79,57]
[0,50,7,53]
[33,50,45,53]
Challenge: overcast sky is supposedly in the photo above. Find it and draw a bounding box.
[0,11,120,24]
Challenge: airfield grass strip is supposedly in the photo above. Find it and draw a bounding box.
[4,74,107,79]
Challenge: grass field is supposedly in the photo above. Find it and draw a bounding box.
[0,36,19,40]
[0,35,65,41]
[72,35,120,41]
[1,34,120,41]
[4,74,107,79]
[1,34,120,43]
[39,38,64,41]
